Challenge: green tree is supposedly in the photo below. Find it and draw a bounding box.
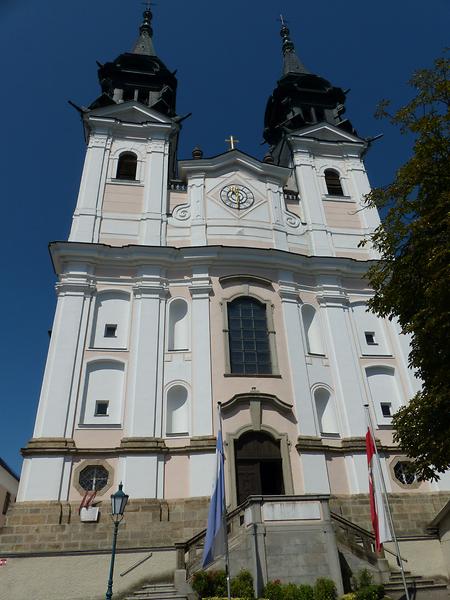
[361,51,450,480]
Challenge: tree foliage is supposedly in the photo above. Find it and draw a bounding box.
[361,51,450,480]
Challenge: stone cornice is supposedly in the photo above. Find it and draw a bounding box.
[50,243,376,280]
[21,437,217,457]
[220,393,293,414]
[296,435,399,454]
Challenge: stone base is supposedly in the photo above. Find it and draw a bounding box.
[330,492,450,536]
[0,497,209,554]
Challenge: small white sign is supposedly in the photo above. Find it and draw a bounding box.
[262,501,321,522]
[80,507,99,522]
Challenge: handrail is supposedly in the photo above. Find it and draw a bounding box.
[331,511,408,563]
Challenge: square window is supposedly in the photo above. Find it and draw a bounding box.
[365,332,377,345]
[95,401,109,416]
[381,403,392,418]
[104,324,117,338]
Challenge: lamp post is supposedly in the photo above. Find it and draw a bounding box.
[105,483,129,600]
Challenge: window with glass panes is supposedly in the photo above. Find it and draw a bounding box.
[228,297,271,374]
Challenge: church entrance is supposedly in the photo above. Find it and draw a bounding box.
[235,431,284,505]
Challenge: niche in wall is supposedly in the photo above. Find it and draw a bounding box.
[167,298,189,351]
[80,360,125,426]
[90,291,130,349]
[314,387,339,436]
[166,384,189,435]
[302,304,325,355]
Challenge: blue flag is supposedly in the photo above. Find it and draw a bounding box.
[202,430,226,568]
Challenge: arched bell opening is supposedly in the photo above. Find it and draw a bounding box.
[234,430,285,505]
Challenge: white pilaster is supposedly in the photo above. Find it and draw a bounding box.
[293,151,333,256]
[141,139,170,245]
[318,278,367,439]
[17,457,65,501]
[120,455,163,499]
[189,268,213,436]
[125,269,167,437]
[278,275,316,436]
[33,276,94,438]
[267,182,288,250]
[189,175,207,245]
[69,133,111,243]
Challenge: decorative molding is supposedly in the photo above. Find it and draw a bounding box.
[283,210,302,229]
[220,392,293,416]
[296,435,399,454]
[56,280,96,297]
[172,203,191,221]
[219,274,273,289]
[22,437,217,457]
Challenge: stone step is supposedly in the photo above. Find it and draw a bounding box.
[385,581,448,592]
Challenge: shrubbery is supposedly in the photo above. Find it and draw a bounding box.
[192,570,254,599]
[350,570,384,600]
[192,570,338,600]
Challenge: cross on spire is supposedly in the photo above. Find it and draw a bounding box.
[225,135,239,150]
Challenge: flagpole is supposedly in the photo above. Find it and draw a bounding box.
[218,402,232,600]
[364,404,410,600]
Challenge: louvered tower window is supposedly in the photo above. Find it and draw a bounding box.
[324,169,344,196]
[116,152,137,180]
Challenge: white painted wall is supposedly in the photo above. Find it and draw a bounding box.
[366,366,401,426]
[167,298,189,351]
[166,385,189,435]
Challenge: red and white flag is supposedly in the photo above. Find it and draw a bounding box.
[79,490,96,514]
[366,427,392,552]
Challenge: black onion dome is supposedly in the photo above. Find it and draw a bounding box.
[263,20,356,147]
[90,9,177,117]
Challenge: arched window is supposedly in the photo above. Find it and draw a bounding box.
[228,297,271,374]
[166,385,189,435]
[116,152,137,180]
[324,169,344,196]
[314,388,339,436]
[302,304,325,355]
[167,299,189,351]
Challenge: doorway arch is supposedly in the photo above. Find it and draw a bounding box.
[235,430,285,505]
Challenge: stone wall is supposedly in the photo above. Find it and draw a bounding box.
[330,493,450,536]
[0,497,209,554]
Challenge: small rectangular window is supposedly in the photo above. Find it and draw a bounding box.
[381,403,392,418]
[365,332,377,345]
[104,324,117,338]
[95,401,109,416]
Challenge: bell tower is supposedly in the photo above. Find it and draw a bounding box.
[69,8,181,246]
[263,19,380,258]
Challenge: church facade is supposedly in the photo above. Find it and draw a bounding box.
[3,10,450,600]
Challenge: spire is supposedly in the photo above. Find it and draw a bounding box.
[132,8,156,56]
[279,15,309,75]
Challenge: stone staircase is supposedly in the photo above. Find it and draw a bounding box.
[385,570,449,599]
[124,581,190,600]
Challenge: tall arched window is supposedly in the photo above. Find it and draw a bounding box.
[166,385,189,435]
[167,298,189,351]
[314,388,339,436]
[324,169,344,196]
[228,297,271,374]
[302,304,325,355]
[116,152,137,180]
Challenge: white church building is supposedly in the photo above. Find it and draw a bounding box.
[2,10,450,600]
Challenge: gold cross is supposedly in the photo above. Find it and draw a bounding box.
[225,135,239,150]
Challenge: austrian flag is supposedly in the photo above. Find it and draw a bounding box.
[366,427,393,552]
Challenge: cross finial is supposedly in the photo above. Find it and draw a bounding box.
[278,14,287,27]
[142,1,156,9]
[225,135,239,150]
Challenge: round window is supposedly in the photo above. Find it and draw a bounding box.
[79,465,109,492]
[393,461,416,486]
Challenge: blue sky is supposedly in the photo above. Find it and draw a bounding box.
[0,0,448,475]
